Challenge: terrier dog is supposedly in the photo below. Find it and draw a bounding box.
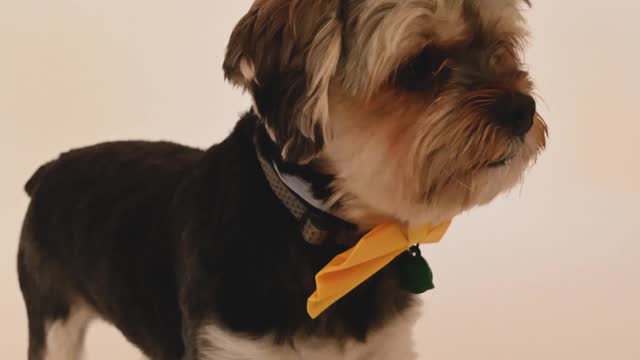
[18,0,546,359]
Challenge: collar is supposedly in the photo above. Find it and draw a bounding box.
[254,123,357,246]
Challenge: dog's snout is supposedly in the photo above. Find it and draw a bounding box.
[492,93,536,137]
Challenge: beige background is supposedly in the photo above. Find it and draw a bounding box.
[1,1,639,359]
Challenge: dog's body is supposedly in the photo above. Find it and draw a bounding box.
[19,1,547,359]
[19,115,417,360]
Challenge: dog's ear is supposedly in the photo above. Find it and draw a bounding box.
[223,0,343,164]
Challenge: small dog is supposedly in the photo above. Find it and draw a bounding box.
[18,0,546,359]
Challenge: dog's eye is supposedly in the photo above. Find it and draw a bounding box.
[393,47,451,91]
[490,44,517,71]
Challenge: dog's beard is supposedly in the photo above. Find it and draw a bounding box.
[320,84,547,228]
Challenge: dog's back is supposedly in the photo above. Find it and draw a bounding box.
[24,160,54,197]
[18,141,203,360]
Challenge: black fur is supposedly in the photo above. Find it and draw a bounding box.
[18,112,414,360]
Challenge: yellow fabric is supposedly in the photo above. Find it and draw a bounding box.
[307,220,452,319]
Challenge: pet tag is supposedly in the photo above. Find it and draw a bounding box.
[397,245,434,294]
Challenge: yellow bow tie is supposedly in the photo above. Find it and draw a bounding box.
[307,220,452,318]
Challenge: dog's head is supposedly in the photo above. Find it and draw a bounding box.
[224,0,547,228]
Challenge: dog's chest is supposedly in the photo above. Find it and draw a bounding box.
[197,310,419,360]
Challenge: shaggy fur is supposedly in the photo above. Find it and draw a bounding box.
[18,0,546,359]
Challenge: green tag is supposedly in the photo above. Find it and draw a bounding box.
[396,245,434,294]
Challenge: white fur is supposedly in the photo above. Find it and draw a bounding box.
[44,303,95,360]
[238,58,257,84]
[198,305,420,360]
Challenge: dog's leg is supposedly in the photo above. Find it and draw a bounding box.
[20,288,46,359]
[41,303,94,360]
[18,249,95,360]
[18,248,48,360]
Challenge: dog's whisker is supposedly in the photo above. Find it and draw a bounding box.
[454,177,474,191]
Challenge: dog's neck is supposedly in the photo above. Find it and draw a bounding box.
[254,122,361,246]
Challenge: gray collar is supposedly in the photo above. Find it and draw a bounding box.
[254,124,356,246]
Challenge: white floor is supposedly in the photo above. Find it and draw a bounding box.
[2,1,639,359]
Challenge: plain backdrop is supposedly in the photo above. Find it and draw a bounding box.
[1,1,639,359]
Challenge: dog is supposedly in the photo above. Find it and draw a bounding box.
[17,0,547,359]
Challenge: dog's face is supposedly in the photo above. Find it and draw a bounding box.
[225,0,547,228]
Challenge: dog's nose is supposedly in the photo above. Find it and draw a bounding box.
[492,93,536,137]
